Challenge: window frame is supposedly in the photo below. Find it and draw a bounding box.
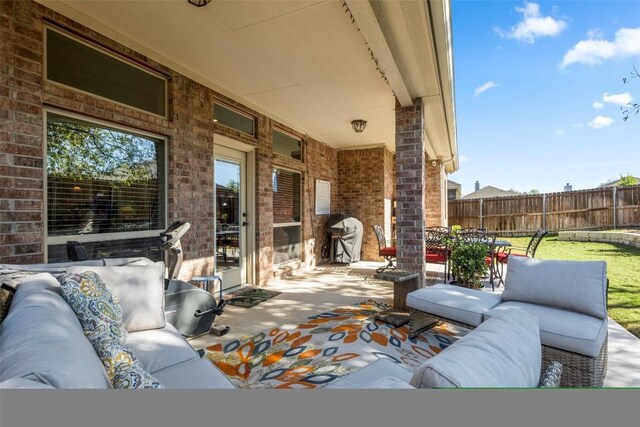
[213,101,256,137]
[44,108,168,261]
[272,127,303,161]
[44,25,169,119]
[272,167,303,266]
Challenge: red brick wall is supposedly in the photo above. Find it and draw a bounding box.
[337,147,392,261]
[395,101,426,283]
[0,0,339,287]
[425,157,446,227]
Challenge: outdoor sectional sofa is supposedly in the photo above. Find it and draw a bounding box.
[406,256,609,387]
[0,257,564,389]
[0,258,235,389]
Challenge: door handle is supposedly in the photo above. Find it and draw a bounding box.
[242,221,249,227]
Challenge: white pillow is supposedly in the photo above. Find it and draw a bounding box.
[67,262,166,332]
[502,257,607,319]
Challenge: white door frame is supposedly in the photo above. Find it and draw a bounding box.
[214,134,255,288]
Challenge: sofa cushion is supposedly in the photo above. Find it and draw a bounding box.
[151,358,236,389]
[484,302,608,358]
[67,262,166,332]
[102,257,156,266]
[0,260,104,275]
[93,337,163,389]
[326,359,414,389]
[0,274,111,388]
[127,323,199,374]
[502,257,607,319]
[58,271,128,343]
[409,309,541,388]
[406,283,502,326]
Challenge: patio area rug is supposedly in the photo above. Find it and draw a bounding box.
[205,300,470,389]
[227,288,281,308]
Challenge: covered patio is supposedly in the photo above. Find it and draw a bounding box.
[187,261,640,388]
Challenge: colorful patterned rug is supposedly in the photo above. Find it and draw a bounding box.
[205,300,470,389]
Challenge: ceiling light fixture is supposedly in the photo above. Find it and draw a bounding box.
[351,119,367,133]
[188,0,211,7]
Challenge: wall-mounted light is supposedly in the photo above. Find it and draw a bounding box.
[431,160,437,167]
[188,0,211,7]
[351,119,367,133]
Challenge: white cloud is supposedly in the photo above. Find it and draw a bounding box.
[587,28,604,39]
[560,27,640,68]
[603,92,634,106]
[592,101,604,109]
[459,155,470,163]
[494,2,568,44]
[474,81,499,96]
[555,129,566,136]
[572,122,584,128]
[588,116,614,129]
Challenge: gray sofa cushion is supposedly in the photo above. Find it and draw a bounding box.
[502,257,607,319]
[67,262,166,332]
[326,359,414,389]
[0,274,111,388]
[127,323,199,374]
[0,260,104,275]
[406,283,502,326]
[151,358,236,389]
[485,302,608,358]
[409,308,541,388]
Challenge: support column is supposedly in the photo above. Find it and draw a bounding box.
[395,100,426,286]
[425,157,446,227]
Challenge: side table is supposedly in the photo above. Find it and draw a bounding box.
[372,270,420,327]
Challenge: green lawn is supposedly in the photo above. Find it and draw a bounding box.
[504,234,640,338]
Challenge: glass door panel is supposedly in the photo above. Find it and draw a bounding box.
[214,152,246,289]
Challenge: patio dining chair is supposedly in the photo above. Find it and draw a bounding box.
[372,224,396,273]
[494,229,547,286]
[425,228,451,281]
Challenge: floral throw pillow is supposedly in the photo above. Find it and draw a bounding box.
[94,337,163,389]
[58,271,128,343]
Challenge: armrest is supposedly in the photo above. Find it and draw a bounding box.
[539,361,563,388]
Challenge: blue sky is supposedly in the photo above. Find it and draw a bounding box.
[449,0,640,195]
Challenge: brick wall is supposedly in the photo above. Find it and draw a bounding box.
[0,0,339,287]
[425,157,446,227]
[395,101,426,283]
[337,147,393,261]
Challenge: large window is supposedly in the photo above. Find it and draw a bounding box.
[46,113,166,261]
[46,28,167,117]
[273,168,301,265]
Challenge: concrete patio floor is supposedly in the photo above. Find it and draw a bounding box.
[188,261,640,388]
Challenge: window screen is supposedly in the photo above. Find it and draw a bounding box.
[46,28,167,117]
[46,113,166,261]
[273,169,301,264]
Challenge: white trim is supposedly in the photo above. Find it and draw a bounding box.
[44,26,168,119]
[273,222,302,228]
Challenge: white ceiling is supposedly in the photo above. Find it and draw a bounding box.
[40,0,397,151]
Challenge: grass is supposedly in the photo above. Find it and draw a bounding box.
[505,234,640,338]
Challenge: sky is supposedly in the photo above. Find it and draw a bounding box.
[448,0,640,195]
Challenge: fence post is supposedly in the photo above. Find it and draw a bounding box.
[479,198,483,229]
[612,186,617,229]
[542,193,547,230]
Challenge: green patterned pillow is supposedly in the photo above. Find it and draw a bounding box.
[94,337,163,389]
[58,271,128,343]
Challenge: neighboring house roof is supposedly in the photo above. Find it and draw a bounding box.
[599,177,640,187]
[461,186,521,200]
[447,179,461,189]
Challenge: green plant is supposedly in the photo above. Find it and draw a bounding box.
[449,241,489,289]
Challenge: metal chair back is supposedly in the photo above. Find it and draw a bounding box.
[526,229,547,258]
[372,224,387,249]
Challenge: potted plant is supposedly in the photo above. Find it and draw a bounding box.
[449,240,489,289]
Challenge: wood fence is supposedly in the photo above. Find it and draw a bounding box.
[448,185,640,236]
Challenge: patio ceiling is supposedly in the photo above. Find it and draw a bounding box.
[38,0,457,172]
